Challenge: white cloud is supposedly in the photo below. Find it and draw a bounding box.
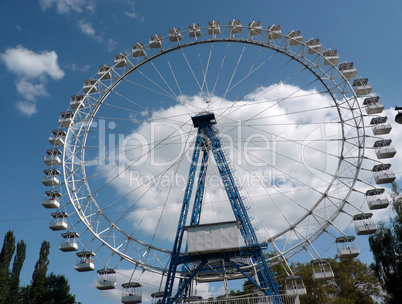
[39,0,95,14]
[78,20,96,36]
[16,79,49,101]
[16,101,38,117]
[0,45,64,116]
[1,45,64,80]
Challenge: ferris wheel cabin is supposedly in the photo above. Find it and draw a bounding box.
[121,282,142,304]
[75,251,95,272]
[59,232,79,252]
[42,168,60,186]
[366,188,389,210]
[305,38,322,54]
[335,236,359,259]
[44,148,62,166]
[96,268,116,290]
[49,129,66,146]
[268,24,281,40]
[168,28,182,43]
[373,139,397,159]
[42,190,61,209]
[372,164,396,184]
[285,276,307,295]
[339,62,357,79]
[70,94,85,110]
[323,49,339,65]
[370,116,392,135]
[58,111,74,128]
[311,259,334,281]
[353,78,372,96]
[353,213,377,235]
[114,53,127,68]
[83,78,97,94]
[49,212,68,231]
[98,65,112,79]
[132,43,145,57]
[363,96,384,114]
[287,30,302,46]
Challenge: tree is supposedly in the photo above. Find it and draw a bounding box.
[23,241,50,304]
[0,230,16,302]
[293,258,381,304]
[7,240,26,304]
[45,273,78,304]
[369,182,402,304]
[21,240,80,304]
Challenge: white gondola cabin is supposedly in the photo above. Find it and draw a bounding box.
[49,212,68,231]
[323,49,339,65]
[169,28,181,42]
[287,30,302,46]
[98,65,112,79]
[208,20,220,36]
[151,292,164,304]
[114,53,127,68]
[373,139,396,159]
[366,188,389,210]
[59,232,79,252]
[188,23,201,38]
[149,35,162,49]
[268,24,281,40]
[42,190,61,208]
[44,148,62,166]
[96,269,116,290]
[353,78,372,96]
[305,38,322,54]
[285,276,307,295]
[42,168,60,186]
[248,21,262,36]
[311,259,334,281]
[372,163,396,184]
[58,111,74,128]
[336,236,359,258]
[339,62,357,79]
[70,94,85,110]
[83,78,97,93]
[132,43,145,57]
[121,282,142,304]
[75,251,95,272]
[229,20,242,35]
[49,129,66,146]
[363,97,384,115]
[353,213,377,235]
[370,116,392,135]
[183,296,203,302]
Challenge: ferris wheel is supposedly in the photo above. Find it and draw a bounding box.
[42,20,396,303]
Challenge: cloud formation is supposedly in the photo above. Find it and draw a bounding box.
[0,45,64,116]
[39,0,95,14]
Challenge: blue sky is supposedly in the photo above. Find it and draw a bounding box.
[1,1,402,303]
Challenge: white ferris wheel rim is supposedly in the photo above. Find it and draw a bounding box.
[51,21,371,276]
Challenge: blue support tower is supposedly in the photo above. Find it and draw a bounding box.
[162,113,280,304]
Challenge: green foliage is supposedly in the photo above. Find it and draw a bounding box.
[44,273,78,304]
[295,258,381,304]
[0,230,17,303]
[30,241,50,303]
[0,231,79,304]
[7,240,26,304]
[369,182,402,304]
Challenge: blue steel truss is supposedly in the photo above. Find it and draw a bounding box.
[162,113,280,304]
